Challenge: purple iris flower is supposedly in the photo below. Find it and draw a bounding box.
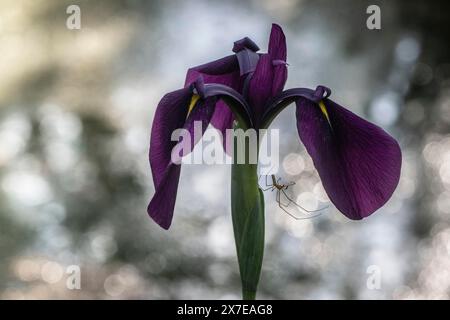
[148,24,401,230]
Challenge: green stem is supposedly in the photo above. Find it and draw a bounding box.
[231,124,265,300]
[242,289,256,300]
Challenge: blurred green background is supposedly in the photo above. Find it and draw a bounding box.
[1,0,450,299]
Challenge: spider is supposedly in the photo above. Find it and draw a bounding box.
[259,174,327,220]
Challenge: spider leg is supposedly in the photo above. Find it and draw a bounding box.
[277,190,292,209]
[274,187,322,220]
[259,174,274,191]
[281,189,328,213]
[265,175,271,187]
[277,189,291,207]
[277,197,318,220]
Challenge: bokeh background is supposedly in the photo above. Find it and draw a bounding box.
[1,0,450,299]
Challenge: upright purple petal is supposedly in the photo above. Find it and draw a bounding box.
[296,98,402,220]
[148,89,215,229]
[268,23,287,96]
[268,24,286,59]
[247,24,288,125]
[247,54,274,125]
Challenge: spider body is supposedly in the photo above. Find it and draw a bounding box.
[260,174,326,220]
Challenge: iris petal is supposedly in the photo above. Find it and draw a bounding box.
[296,98,402,219]
[148,88,215,229]
[247,54,275,125]
[149,87,191,189]
[185,55,244,152]
[247,24,287,125]
[268,23,287,97]
[268,24,287,62]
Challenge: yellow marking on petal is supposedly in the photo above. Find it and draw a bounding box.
[188,94,200,116]
[319,100,332,126]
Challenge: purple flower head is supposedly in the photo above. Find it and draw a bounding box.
[148,24,402,229]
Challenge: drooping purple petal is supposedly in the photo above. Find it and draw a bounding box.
[149,87,191,189]
[183,97,217,154]
[247,24,287,125]
[296,98,402,220]
[148,90,216,229]
[147,165,182,230]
